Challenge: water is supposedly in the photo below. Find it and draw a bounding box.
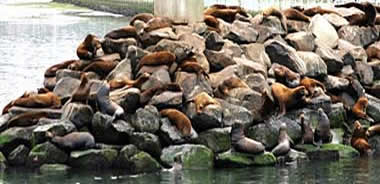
[1,1,380,184]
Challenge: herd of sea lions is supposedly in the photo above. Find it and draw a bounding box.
[3,2,380,168]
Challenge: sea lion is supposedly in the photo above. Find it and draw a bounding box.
[46,131,97,151]
[367,124,380,137]
[271,82,309,117]
[335,2,376,26]
[299,112,314,145]
[204,15,221,33]
[314,108,332,146]
[231,123,265,154]
[44,60,78,77]
[282,8,310,22]
[352,96,370,120]
[104,25,137,40]
[215,76,250,97]
[10,92,61,109]
[189,92,220,114]
[109,72,150,90]
[271,63,300,87]
[351,120,371,154]
[303,6,341,16]
[300,76,326,98]
[70,73,93,104]
[4,111,49,131]
[160,109,193,137]
[82,61,118,79]
[262,7,288,32]
[178,61,209,80]
[143,16,176,32]
[137,51,176,71]
[366,44,380,60]
[129,13,154,26]
[271,123,291,156]
[76,34,102,60]
[204,5,248,23]
[96,82,124,121]
[140,83,182,105]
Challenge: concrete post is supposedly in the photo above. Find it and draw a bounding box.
[154,0,204,23]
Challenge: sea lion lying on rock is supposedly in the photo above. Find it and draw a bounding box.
[46,131,97,151]
[160,108,194,137]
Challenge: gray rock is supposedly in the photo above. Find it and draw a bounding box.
[102,38,137,59]
[366,94,380,122]
[140,27,178,47]
[368,60,380,80]
[130,132,161,158]
[33,120,76,145]
[215,151,276,167]
[222,40,243,57]
[286,20,309,33]
[53,77,81,102]
[178,33,205,54]
[56,69,81,82]
[265,40,307,75]
[160,144,214,169]
[305,93,332,113]
[149,91,183,109]
[285,31,315,52]
[196,127,231,153]
[0,114,11,131]
[337,39,367,62]
[130,105,160,133]
[158,118,197,145]
[260,16,286,35]
[335,49,355,65]
[146,39,193,63]
[204,49,235,72]
[338,26,378,47]
[224,20,258,44]
[115,144,139,168]
[369,135,380,156]
[205,31,224,51]
[91,112,134,144]
[128,151,161,174]
[106,58,132,81]
[7,145,30,166]
[309,14,339,48]
[43,77,56,91]
[69,148,118,169]
[218,99,253,127]
[0,126,35,156]
[316,46,344,74]
[323,13,349,28]
[234,57,267,78]
[324,75,349,91]
[328,103,347,129]
[8,106,62,119]
[176,72,213,101]
[185,101,223,132]
[243,73,268,94]
[27,142,68,168]
[140,67,171,91]
[354,61,374,86]
[241,43,271,68]
[110,87,140,113]
[61,103,93,129]
[297,51,328,77]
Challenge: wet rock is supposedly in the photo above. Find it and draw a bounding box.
[366,94,380,122]
[324,75,349,91]
[285,31,315,52]
[328,103,347,129]
[286,20,309,33]
[297,51,328,77]
[33,120,76,144]
[53,77,81,102]
[91,112,134,144]
[226,88,265,122]
[27,142,68,168]
[338,26,378,47]
[299,144,359,160]
[179,33,205,54]
[323,13,349,29]
[56,69,81,82]
[185,101,223,132]
[146,39,193,63]
[149,91,183,109]
[218,99,253,127]
[0,126,35,156]
[315,46,344,74]
[265,40,307,75]
[204,31,224,51]
[130,132,161,158]
[160,144,214,169]
[241,43,271,68]
[39,164,71,175]
[106,58,132,81]
[61,103,93,129]
[215,150,276,168]
[225,20,258,44]
[337,39,367,62]
[354,61,374,86]
[110,87,140,113]
[69,148,118,169]
[7,145,30,166]
[130,105,160,133]
[158,118,197,145]
[196,127,231,153]
[309,14,339,48]
[0,152,6,170]
[286,149,308,163]
[8,106,62,119]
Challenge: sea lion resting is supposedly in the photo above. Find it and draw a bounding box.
[140,83,182,105]
[231,123,265,154]
[1,111,49,132]
[96,82,124,122]
[271,123,291,156]
[109,72,151,90]
[160,108,194,137]
[46,131,97,151]
[189,92,220,114]
[335,2,376,26]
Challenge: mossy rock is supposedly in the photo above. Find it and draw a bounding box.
[215,150,276,168]
[129,151,161,174]
[297,144,359,160]
[196,127,231,153]
[0,127,34,156]
[27,142,68,168]
[69,149,118,169]
[39,164,71,175]
[161,144,214,169]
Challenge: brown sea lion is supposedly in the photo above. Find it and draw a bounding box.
[351,120,371,154]
[231,123,265,154]
[143,16,177,32]
[140,83,182,105]
[70,73,93,104]
[109,72,150,90]
[137,51,176,71]
[271,63,300,87]
[46,131,97,151]
[299,112,314,145]
[104,25,137,40]
[96,82,124,121]
[82,61,118,79]
[11,92,61,109]
[366,43,380,60]
[204,15,221,33]
[282,8,310,22]
[189,92,220,114]
[335,2,376,26]
[44,60,78,77]
[215,76,250,97]
[352,96,370,120]
[129,13,154,26]
[262,7,288,32]
[271,123,291,156]
[178,61,209,80]
[5,111,49,130]
[204,6,248,23]
[300,76,326,98]
[314,108,332,146]
[76,34,102,60]
[303,6,341,16]
[160,109,193,137]
[271,82,309,117]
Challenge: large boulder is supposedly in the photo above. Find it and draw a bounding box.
[106,58,132,81]
[0,126,35,156]
[260,16,286,35]
[204,31,224,51]
[309,14,339,48]
[297,51,328,77]
[337,39,367,62]
[69,148,118,169]
[158,118,198,146]
[241,43,271,68]
[224,20,258,44]
[110,87,140,113]
[27,142,68,168]
[130,105,160,133]
[285,31,315,52]
[116,145,161,174]
[366,94,380,122]
[7,144,30,166]
[129,132,161,158]
[196,127,231,153]
[33,120,76,145]
[215,151,276,167]
[324,75,349,91]
[53,77,81,102]
[61,103,93,129]
[338,25,378,47]
[218,99,253,127]
[178,32,205,54]
[354,61,374,86]
[149,91,183,109]
[316,46,344,74]
[323,13,349,29]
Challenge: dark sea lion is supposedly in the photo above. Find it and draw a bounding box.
[271,82,309,117]
[189,92,220,114]
[303,6,341,16]
[76,34,102,60]
[5,111,48,130]
[271,123,291,156]
[351,120,371,154]
[109,72,150,90]
[335,2,376,26]
[314,108,332,146]
[282,8,310,22]
[299,112,314,145]
[231,123,265,154]
[46,131,97,151]
[44,59,78,77]
[104,25,137,40]
[96,82,124,121]
[204,6,247,23]
[271,63,300,87]
[160,109,193,137]
[70,73,93,104]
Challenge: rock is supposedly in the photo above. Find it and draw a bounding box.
[106,58,132,81]
[205,31,224,51]
[265,40,307,75]
[130,132,161,158]
[53,77,81,102]
[69,148,118,169]
[254,25,279,43]
[27,142,68,168]
[354,61,374,86]
[285,31,315,52]
[338,26,378,47]
[215,150,276,168]
[286,149,308,163]
[39,164,71,175]
[242,73,268,94]
[160,144,214,169]
[222,40,243,57]
[129,151,161,174]
[369,135,380,156]
[8,106,62,119]
[234,57,267,78]
[368,60,380,80]
[146,39,193,63]
[185,101,223,132]
[297,51,328,77]
[149,91,183,109]
[224,20,258,44]
[7,145,30,166]
[126,45,149,73]
[158,118,197,145]
[260,16,286,35]
[0,152,6,170]
[110,87,140,113]
[130,105,160,133]
[178,33,205,54]
[43,77,56,91]
[217,18,232,37]
[115,144,139,168]
[337,39,367,62]
[196,127,231,153]
[323,13,349,28]
[55,69,81,82]
[204,49,235,72]
[61,103,93,129]
[305,93,332,113]
[0,114,11,131]
[176,72,213,101]
[309,14,339,48]
[328,103,347,129]
[335,49,355,65]
[91,112,134,144]
[366,94,380,122]
[286,20,309,33]
[33,120,76,144]
[324,75,349,91]
[241,43,271,68]
[218,99,253,127]
[140,28,178,47]
[0,126,35,156]
[315,46,344,74]
[298,144,359,160]
[140,67,171,91]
